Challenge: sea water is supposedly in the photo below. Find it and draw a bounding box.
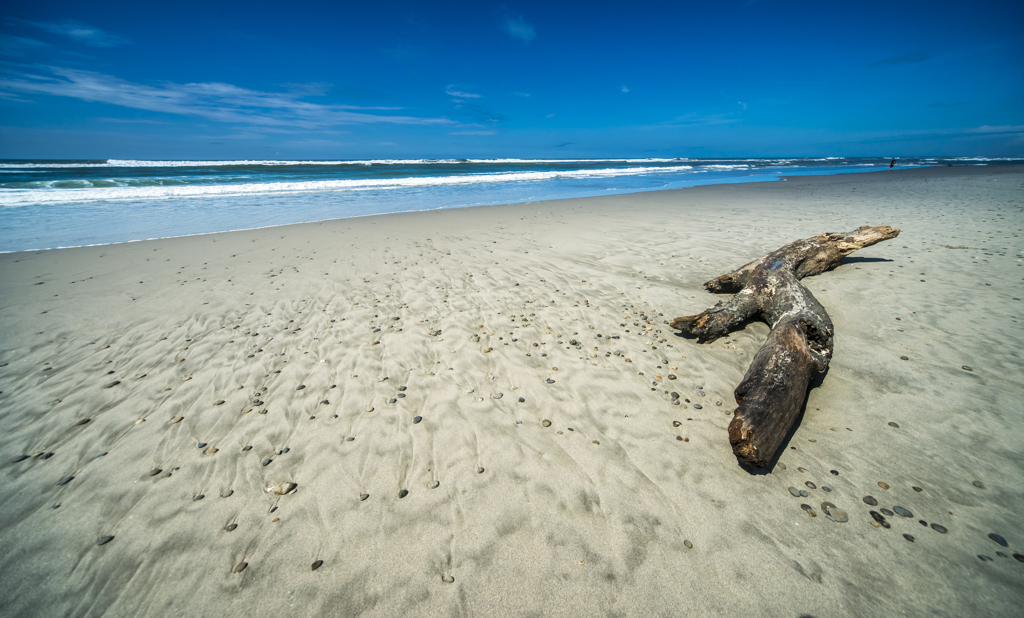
[0,156,1017,252]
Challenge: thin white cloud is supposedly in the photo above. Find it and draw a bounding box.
[19,20,130,47]
[621,86,630,93]
[0,67,455,128]
[445,85,481,99]
[449,130,495,135]
[504,15,536,43]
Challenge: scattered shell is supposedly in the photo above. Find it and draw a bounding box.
[213,400,225,406]
[97,535,115,546]
[311,560,323,571]
[170,416,184,424]
[800,504,817,517]
[57,476,74,486]
[359,493,369,501]
[820,502,848,523]
[74,418,91,426]
[683,540,693,549]
[232,561,248,574]
[429,480,440,489]
[477,467,485,474]
[398,489,409,499]
[148,468,162,476]
[442,575,455,584]
[542,419,551,427]
[492,393,503,399]
[205,447,218,455]
[242,445,252,452]
[273,482,297,495]
[863,496,878,506]
[805,481,816,489]
[878,481,890,490]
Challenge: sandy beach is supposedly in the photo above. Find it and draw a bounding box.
[1,165,1022,616]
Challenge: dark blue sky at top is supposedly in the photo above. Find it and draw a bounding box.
[0,0,1021,159]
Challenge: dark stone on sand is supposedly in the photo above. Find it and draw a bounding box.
[97,535,114,546]
[913,486,923,492]
[262,458,273,466]
[57,476,74,486]
[149,468,162,476]
[822,486,832,492]
[894,506,913,518]
[870,511,890,528]
[429,480,440,489]
[198,442,207,448]
[397,393,406,398]
[693,404,702,410]
[903,534,915,542]
[389,398,397,404]
[345,436,354,441]
[880,508,894,517]
[863,496,878,506]
[542,419,551,427]
[398,489,408,499]
[242,445,252,451]
[545,378,555,384]
[1013,553,1024,563]
[225,523,237,531]
[492,393,502,399]
[989,533,1008,547]
[232,561,248,574]
[311,560,323,571]
[221,490,233,498]
[931,523,947,534]
[962,365,973,371]
[697,390,705,397]
[296,385,305,390]
[105,381,120,388]
[805,481,816,489]
[830,470,839,476]
[683,540,693,549]
[800,504,817,517]
[477,467,485,474]
[978,555,994,561]
[12,455,29,463]
[75,418,91,426]
[919,520,927,526]
[194,494,205,501]
[413,415,422,424]
[888,422,899,428]
[442,575,455,583]
[673,421,681,427]
[789,487,801,497]
[97,452,107,457]
[973,480,985,489]
[359,493,369,501]
[997,552,1008,558]
[668,374,676,380]
[900,356,909,361]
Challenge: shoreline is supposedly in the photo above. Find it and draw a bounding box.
[0,163,1008,255]
[1,164,1022,616]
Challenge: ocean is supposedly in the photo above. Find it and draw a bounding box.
[0,156,1017,253]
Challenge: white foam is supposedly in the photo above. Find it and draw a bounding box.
[0,166,694,205]
[0,158,695,169]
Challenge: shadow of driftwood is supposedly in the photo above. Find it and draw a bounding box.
[841,256,892,264]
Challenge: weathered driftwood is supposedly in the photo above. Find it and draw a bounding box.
[671,226,900,467]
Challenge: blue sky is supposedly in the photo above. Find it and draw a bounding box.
[1,1,1021,159]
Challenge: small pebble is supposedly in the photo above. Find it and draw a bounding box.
[346,436,354,442]
[225,523,237,531]
[493,393,503,399]
[542,419,551,427]
[962,365,973,371]
[311,560,323,571]
[903,534,915,542]
[673,421,681,427]
[75,418,91,426]
[878,481,890,490]
[997,552,1007,558]
[888,422,899,428]
[988,533,1008,547]
[545,379,555,384]
[429,480,440,489]
[830,470,839,476]
[221,490,234,498]
[683,540,693,549]
[800,490,808,497]
[1013,554,1024,563]
[805,481,816,489]
[359,493,369,501]
[232,561,248,574]
[197,442,208,448]
[777,463,787,470]
[213,400,225,406]
[821,486,832,492]
[900,356,909,361]
[870,511,890,528]
[863,496,878,506]
[820,502,848,523]
[148,468,162,476]
[296,385,305,390]
[800,504,817,517]
[97,535,115,546]
[919,520,928,526]
[398,489,409,499]
[57,476,74,486]
[194,494,205,501]
[242,445,252,452]
[389,398,397,404]
[893,506,913,518]
[273,482,297,495]
[477,467,485,474]
[11,455,29,463]
[170,416,184,424]
[442,575,455,584]
[912,486,923,492]
[693,404,702,410]
[931,523,947,534]
[413,416,423,424]
[788,487,801,497]
[262,458,273,466]
[880,508,894,517]
[972,480,985,489]
[978,555,994,561]
[518,397,525,402]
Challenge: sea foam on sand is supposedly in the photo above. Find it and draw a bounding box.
[1,165,1022,616]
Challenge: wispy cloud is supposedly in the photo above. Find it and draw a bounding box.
[621,85,629,93]
[503,14,536,43]
[868,52,931,68]
[18,20,130,47]
[661,112,741,126]
[449,130,495,135]
[445,85,481,99]
[0,67,455,128]
[0,34,51,55]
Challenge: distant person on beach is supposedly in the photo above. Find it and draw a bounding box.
[890,158,895,171]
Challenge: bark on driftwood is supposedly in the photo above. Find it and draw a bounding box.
[671,226,900,467]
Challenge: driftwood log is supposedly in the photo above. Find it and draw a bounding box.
[671,226,900,467]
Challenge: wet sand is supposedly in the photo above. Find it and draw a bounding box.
[1,165,1022,616]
